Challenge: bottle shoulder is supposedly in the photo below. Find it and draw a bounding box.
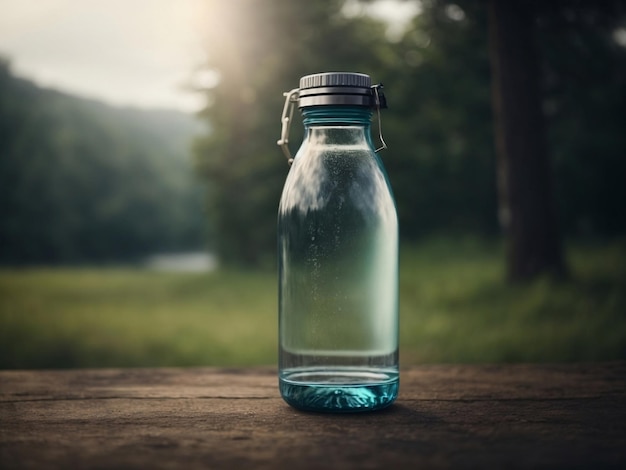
[278,146,396,217]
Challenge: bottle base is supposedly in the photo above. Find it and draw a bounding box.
[279,369,398,413]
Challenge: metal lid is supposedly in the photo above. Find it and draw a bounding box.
[296,72,385,109]
[299,72,371,89]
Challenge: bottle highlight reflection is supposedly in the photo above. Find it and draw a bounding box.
[278,73,399,412]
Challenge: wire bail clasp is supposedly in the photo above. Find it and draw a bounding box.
[277,88,299,165]
[372,84,387,153]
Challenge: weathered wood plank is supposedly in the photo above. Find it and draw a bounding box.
[1,363,625,469]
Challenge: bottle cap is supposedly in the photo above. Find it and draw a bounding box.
[297,72,386,109]
[299,72,371,89]
[278,72,388,163]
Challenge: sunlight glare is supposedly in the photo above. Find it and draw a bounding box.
[0,0,212,112]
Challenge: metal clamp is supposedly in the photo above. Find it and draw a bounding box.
[277,88,299,165]
[372,84,388,153]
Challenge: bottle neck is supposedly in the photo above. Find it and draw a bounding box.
[299,106,375,151]
[301,106,373,128]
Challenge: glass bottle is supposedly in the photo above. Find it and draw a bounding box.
[277,72,399,412]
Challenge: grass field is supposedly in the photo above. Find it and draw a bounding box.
[1,239,625,369]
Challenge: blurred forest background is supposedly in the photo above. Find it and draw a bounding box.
[1,0,625,368]
[0,59,207,264]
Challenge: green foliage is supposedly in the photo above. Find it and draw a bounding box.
[2,1,625,267]
[0,240,624,368]
[534,0,626,236]
[382,0,498,238]
[195,0,626,266]
[193,0,392,266]
[0,60,207,264]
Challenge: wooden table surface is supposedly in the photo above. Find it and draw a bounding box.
[1,363,625,469]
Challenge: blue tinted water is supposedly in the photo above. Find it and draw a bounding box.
[279,368,398,412]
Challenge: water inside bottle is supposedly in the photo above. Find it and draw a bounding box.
[278,142,398,412]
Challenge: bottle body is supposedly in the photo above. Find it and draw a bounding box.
[278,112,399,412]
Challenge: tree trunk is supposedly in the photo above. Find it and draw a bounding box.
[488,0,567,282]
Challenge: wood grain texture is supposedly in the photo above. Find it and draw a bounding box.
[1,363,625,469]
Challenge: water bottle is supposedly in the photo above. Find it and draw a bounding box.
[277,72,399,412]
